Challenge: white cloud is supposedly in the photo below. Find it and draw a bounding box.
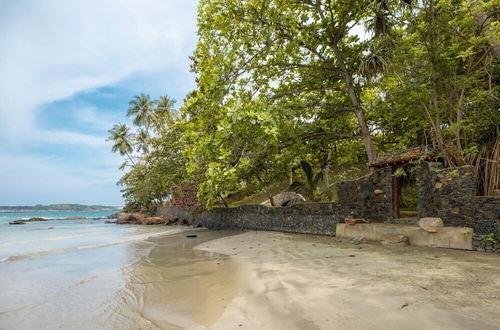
[0,0,197,144]
[0,0,198,204]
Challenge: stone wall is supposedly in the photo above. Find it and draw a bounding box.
[415,162,442,218]
[197,203,339,235]
[416,163,499,252]
[420,165,500,236]
[336,167,393,222]
[473,233,500,253]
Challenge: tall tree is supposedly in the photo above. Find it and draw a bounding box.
[107,123,136,166]
[191,0,403,163]
[127,93,156,128]
[154,95,177,130]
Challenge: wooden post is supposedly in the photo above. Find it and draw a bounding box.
[392,166,400,218]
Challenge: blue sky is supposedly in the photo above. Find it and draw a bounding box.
[0,0,198,206]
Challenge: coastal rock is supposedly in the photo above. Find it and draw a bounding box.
[116,213,186,225]
[116,213,145,224]
[128,213,145,224]
[10,217,48,224]
[104,220,117,224]
[418,217,444,233]
[262,192,306,207]
[64,216,86,220]
[27,217,48,222]
[142,216,168,225]
[107,212,126,219]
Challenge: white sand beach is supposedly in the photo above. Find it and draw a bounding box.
[130,230,500,330]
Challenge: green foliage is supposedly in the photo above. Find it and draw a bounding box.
[109,0,499,210]
[485,233,497,244]
[290,161,324,201]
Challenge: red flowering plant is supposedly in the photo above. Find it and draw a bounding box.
[170,183,204,215]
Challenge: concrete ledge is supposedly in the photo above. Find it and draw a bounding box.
[336,223,473,250]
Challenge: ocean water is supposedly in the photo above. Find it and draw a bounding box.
[0,211,186,329]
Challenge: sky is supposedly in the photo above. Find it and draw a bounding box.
[0,0,198,206]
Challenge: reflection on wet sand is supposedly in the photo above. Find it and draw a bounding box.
[123,230,245,329]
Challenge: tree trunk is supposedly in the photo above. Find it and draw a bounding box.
[330,43,377,163]
[474,4,500,59]
[126,153,137,166]
[218,194,229,208]
[264,186,275,206]
[325,149,332,187]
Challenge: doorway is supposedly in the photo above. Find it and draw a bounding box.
[392,166,417,218]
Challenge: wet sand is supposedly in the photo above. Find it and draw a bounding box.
[124,230,247,329]
[133,230,500,329]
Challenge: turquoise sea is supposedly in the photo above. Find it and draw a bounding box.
[0,211,185,329]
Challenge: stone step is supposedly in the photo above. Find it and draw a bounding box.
[381,234,409,246]
[386,217,419,225]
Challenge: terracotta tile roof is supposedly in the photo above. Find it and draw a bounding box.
[369,147,436,168]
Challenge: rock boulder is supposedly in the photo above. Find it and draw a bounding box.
[262,192,306,207]
[418,217,444,233]
[117,213,145,224]
[142,216,168,225]
[27,217,48,222]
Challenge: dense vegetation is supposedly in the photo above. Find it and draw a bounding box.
[109,0,499,212]
[0,204,121,212]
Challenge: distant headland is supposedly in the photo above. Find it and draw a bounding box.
[0,204,122,213]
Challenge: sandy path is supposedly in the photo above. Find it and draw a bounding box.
[195,231,500,330]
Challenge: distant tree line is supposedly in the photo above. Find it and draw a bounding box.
[0,204,121,211]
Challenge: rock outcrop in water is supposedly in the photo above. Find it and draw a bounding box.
[9,217,49,225]
[9,217,48,225]
[115,213,185,225]
[9,220,26,225]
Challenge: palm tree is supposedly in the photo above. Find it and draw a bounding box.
[154,95,176,129]
[135,128,150,154]
[289,160,324,201]
[107,123,136,166]
[127,93,155,128]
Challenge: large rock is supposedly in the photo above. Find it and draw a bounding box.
[107,212,127,219]
[141,216,180,225]
[418,217,444,233]
[27,217,48,222]
[117,212,145,224]
[9,220,26,225]
[141,217,165,225]
[262,192,306,207]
